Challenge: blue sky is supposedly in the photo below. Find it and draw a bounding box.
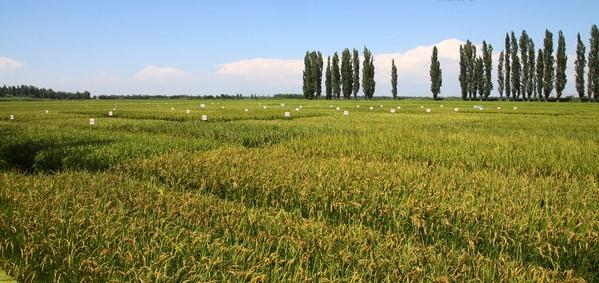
[1,0,598,96]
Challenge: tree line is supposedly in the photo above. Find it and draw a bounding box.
[0,85,91,99]
[461,24,599,102]
[303,47,376,99]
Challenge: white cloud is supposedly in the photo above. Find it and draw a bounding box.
[0,56,25,73]
[218,58,303,77]
[134,65,191,81]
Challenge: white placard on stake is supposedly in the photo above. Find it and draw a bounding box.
[380,105,383,108]
[45,110,49,114]
[426,108,432,113]
[9,115,14,120]
[108,111,113,116]
[420,106,424,109]
[201,115,208,121]
[336,107,340,111]
[284,111,290,117]
[343,110,349,116]
[186,109,191,114]
[200,104,205,108]
[513,107,518,110]
[295,107,300,111]
[369,106,373,110]
[454,108,459,112]
[497,107,501,110]
[397,106,401,110]
[330,105,333,108]
[263,106,267,109]
[299,105,303,109]
[440,105,444,108]
[357,105,360,108]
[244,108,249,112]
[281,103,285,107]
[89,118,95,125]
[390,109,396,113]
[171,107,174,111]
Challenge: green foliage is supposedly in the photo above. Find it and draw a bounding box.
[543,30,555,101]
[527,39,536,100]
[505,33,512,100]
[575,33,586,100]
[519,31,530,100]
[352,49,360,98]
[459,45,468,100]
[497,51,505,99]
[332,53,341,99]
[555,31,568,100]
[589,25,599,101]
[536,49,545,100]
[325,56,333,100]
[362,47,376,99]
[510,31,521,100]
[341,48,353,99]
[429,46,442,99]
[391,59,398,99]
[482,41,493,100]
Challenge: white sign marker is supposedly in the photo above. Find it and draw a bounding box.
[284,111,290,117]
[397,106,401,110]
[390,109,396,113]
[299,105,303,109]
[171,107,174,111]
[426,108,432,113]
[295,107,300,112]
[497,107,501,110]
[369,106,374,110]
[45,110,49,114]
[108,111,113,116]
[263,105,267,109]
[336,107,340,111]
[89,118,95,125]
[201,115,208,121]
[454,108,459,112]
[9,114,14,120]
[357,105,360,108]
[200,104,206,108]
[221,106,225,109]
[513,107,518,110]
[280,103,285,107]
[330,105,333,108]
[420,106,424,109]
[343,110,349,116]
[186,109,191,114]
[440,105,444,108]
[380,105,383,108]
[244,108,249,112]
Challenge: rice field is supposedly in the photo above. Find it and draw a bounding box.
[0,99,598,282]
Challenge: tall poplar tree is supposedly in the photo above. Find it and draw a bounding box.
[543,30,555,101]
[325,56,332,100]
[519,31,529,100]
[589,24,599,102]
[313,51,324,99]
[475,57,484,99]
[430,46,442,99]
[505,33,512,100]
[341,48,353,99]
[555,31,567,101]
[527,39,536,100]
[498,51,505,100]
[391,59,398,99]
[362,47,376,99]
[465,41,477,100]
[459,45,468,100]
[536,49,545,100]
[332,52,341,99]
[575,33,586,101]
[302,51,313,99]
[511,31,521,100]
[482,41,493,100]
[352,49,360,99]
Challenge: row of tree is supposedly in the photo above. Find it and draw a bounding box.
[0,85,91,99]
[303,47,376,99]
[459,25,599,102]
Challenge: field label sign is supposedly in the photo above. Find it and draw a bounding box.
[89,118,95,125]
[201,115,208,121]
[284,112,290,117]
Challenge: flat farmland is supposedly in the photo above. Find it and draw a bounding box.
[0,99,598,281]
